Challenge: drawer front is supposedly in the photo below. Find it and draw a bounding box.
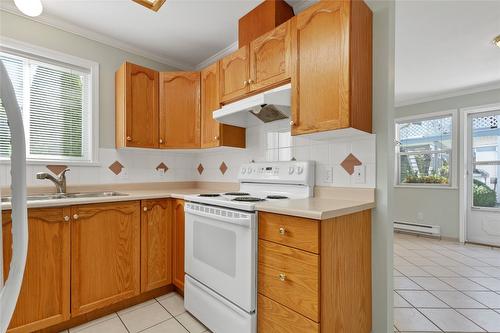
[258,240,319,322]
[258,212,319,253]
[258,294,319,333]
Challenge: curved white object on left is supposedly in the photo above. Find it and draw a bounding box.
[0,60,28,333]
[13,0,42,17]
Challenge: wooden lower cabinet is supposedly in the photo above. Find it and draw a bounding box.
[2,207,71,333]
[70,201,141,316]
[257,210,372,333]
[141,199,172,292]
[172,199,185,292]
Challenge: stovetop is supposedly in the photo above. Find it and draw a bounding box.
[186,191,291,211]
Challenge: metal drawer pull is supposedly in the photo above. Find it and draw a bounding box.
[279,273,287,282]
[279,227,286,235]
[73,214,79,220]
[143,207,148,212]
[64,216,70,222]
[126,136,132,141]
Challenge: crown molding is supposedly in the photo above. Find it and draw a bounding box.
[0,4,194,70]
[194,41,238,71]
[395,81,500,108]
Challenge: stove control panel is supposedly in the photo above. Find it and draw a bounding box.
[238,161,315,186]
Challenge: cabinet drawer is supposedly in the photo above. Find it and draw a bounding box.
[258,294,319,333]
[258,212,319,253]
[258,240,319,322]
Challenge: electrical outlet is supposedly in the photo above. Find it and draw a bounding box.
[353,165,365,184]
[324,166,333,184]
[119,167,129,180]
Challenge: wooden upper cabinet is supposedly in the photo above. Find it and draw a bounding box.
[141,199,172,292]
[71,201,141,316]
[219,46,250,103]
[159,72,201,148]
[2,208,70,333]
[249,20,291,91]
[201,63,246,149]
[291,1,372,136]
[116,62,159,148]
[172,199,185,293]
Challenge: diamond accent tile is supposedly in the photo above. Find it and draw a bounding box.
[46,165,68,175]
[197,163,204,175]
[340,153,362,175]
[109,161,124,175]
[219,162,228,175]
[156,162,168,173]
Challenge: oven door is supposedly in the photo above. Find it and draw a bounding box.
[184,202,256,312]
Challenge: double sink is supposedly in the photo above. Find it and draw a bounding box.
[1,191,128,203]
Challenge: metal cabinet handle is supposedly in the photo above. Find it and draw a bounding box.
[289,120,295,126]
[126,136,132,141]
[143,207,148,212]
[243,80,248,86]
[73,214,79,220]
[279,227,286,235]
[64,216,70,222]
[214,136,220,140]
[279,273,287,282]
[159,138,164,144]
[248,79,254,84]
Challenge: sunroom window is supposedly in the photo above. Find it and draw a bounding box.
[395,114,454,186]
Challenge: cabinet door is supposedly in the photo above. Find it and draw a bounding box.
[249,21,291,91]
[2,207,70,333]
[159,72,201,148]
[291,2,350,135]
[116,62,159,148]
[201,63,221,148]
[219,46,250,103]
[71,201,141,315]
[141,199,172,292]
[172,199,185,292]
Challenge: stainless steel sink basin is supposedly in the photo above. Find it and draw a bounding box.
[0,191,128,203]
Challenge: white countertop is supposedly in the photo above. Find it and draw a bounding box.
[1,187,375,220]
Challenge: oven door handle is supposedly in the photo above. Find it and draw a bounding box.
[185,204,253,229]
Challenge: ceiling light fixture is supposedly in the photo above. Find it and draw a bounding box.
[133,0,166,12]
[13,0,43,17]
[494,35,500,48]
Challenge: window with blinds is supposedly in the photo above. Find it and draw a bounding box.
[0,48,93,162]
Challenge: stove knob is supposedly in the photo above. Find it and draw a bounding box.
[241,168,246,174]
[297,166,304,175]
[288,167,294,175]
[248,168,253,174]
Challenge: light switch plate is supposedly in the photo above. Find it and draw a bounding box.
[324,166,333,184]
[353,165,365,184]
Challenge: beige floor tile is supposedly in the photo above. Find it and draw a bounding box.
[448,265,492,278]
[419,309,485,332]
[394,269,404,277]
[158,293,186,316]
[69,317,127,333]
[411,277,455,291]
[394,276,423,290]
[176,312,207,333]
[465,291,500,308]
[393,308,441,332]
[398,290,449,308]
[457,309,500,332]
[421,266,460,277]
[405,257,439,266]
[470,278,500,291]
[69,314,119,333]
[394,291,412,308]
[431,291,486,309]
[117,299,157,315]
[440,277,489,291]
[141,318,189,333]
[118,301,172,333]
[397,265,433,277]
[476,267,500,277]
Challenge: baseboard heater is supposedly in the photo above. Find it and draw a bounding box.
[394,221,441,237]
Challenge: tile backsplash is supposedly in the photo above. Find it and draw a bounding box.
[0,119,375,189]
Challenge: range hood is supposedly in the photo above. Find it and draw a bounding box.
[213,83,291,128]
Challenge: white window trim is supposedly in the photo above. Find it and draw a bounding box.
[394,109,458,189]
[0,36,99,165]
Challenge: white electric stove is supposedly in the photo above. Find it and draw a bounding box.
[183,161,315,333]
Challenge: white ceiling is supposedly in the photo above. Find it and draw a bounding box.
[396,1,500,106]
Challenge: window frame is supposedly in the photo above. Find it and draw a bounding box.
[394,109,458,189]
[0,37,99,165]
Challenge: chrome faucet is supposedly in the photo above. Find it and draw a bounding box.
[36,168,70,193]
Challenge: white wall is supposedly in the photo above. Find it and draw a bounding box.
[0,10,177,149]
[395,88,500,239]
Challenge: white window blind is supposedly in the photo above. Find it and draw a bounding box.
[0,49,92,162]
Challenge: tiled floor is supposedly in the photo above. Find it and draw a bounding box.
[394,233,500,332]
[60,293,211,333]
